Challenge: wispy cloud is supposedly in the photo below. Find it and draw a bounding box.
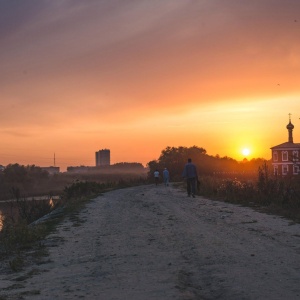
[1,0,300,168]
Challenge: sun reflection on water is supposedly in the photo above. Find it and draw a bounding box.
[0,210,4,231]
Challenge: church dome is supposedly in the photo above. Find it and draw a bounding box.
[286,121,294,130]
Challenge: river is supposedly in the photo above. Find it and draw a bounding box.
[0,196,60,230]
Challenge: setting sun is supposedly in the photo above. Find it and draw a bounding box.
[0,1,300,171]
[242,148,251,156]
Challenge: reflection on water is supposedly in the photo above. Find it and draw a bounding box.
[0,210,3,231]
[0,196,60,231]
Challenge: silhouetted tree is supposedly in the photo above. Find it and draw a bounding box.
[148,146,206,180]
[147,145,271,181]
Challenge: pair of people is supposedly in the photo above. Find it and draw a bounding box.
[154,168,170,186]
[154,158,198,197]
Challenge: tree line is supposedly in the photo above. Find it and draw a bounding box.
[147,145,271,181]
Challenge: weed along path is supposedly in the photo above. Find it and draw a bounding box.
[1,184,300,299]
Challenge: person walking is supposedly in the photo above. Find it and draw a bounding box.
[154,169,160,185]
[162,168,170,186]
[182,158,198,197]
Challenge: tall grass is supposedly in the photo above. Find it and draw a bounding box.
[198,163,300,222]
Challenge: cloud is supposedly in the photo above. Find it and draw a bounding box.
[0,0,300,168]
[0,129,35,138]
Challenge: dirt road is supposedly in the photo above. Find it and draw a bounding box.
[1,184,300,299]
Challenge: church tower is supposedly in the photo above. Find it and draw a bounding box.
[270,114,300,176]
[286,113,294,143]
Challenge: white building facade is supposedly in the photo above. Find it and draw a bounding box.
[270,118,300,176]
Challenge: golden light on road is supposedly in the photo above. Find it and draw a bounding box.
[242,148,251,157]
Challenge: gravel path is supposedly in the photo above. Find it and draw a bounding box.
[1,184,300,299]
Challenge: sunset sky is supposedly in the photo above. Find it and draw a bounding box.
[1,0,300,171]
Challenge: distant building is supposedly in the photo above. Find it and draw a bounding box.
[270,116,300,176]
[95,149,110,167]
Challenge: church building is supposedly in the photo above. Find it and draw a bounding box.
[270,116,300,176]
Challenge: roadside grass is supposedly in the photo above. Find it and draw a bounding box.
[175,163,300,223]
[0,218,61,274]
[196,172,300,223]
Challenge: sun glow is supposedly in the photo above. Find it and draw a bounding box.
[242,148,251,156]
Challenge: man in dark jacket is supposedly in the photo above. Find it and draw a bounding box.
[182,158,198,197]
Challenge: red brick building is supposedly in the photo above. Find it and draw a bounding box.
[270,117,300,176]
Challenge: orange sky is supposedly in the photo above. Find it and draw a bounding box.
[1,1,300,171]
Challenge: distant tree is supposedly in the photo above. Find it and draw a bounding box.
[147,145,271,181]
[148,146,206,180]
[1,164,49,198]
[147,160,160,175]
[3,164,27,185]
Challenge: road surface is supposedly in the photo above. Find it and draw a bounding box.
[1,184,300,299]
